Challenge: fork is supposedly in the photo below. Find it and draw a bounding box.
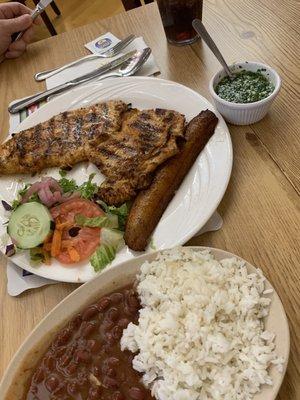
[34,34,136,82]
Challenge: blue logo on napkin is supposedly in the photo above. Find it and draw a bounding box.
[95,38,112,49]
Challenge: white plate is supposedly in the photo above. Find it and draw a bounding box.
[0,247,289,400]
[0,77,232,282]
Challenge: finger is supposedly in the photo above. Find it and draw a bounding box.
[8,39,27,53]
[0,2,32,19]
[22,26,34,44]
[34,16,42,25]
[2,14,32,34]
[5,49,23,59]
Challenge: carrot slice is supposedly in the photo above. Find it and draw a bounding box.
[67,247,80,262]
[51,229,62,257]
[43,232,53,244]
[43,243,52,252]
[56,221,73,231]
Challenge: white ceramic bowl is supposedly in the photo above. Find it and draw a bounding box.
[209,61,281,125]
[0,247,289,400]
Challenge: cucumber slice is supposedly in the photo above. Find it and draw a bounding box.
[7,202,52,249]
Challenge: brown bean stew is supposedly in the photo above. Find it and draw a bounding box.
[26,285,153,400]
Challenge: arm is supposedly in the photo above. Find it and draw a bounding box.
[0,2,40,59]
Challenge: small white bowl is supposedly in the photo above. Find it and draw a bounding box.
[209,61,281,125]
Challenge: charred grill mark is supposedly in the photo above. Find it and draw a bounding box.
[109,137,135,151]
[28,132,36,148]
[87,123,96,139]
[87,112,97,123]
[64,114,72,143]
[74,117,83,143]
[45,137,60,156]
[49,117,55,130]
[155,108,167,116]
[140,112,150,120]
[163,113,175,123]
[92,158,103,168]
[42,118,53,137]
[131,120,158,135]
[16,141,25,159]
[33,123,42,138]
[138,130,161,153]
[62,120,70,136]
[98,147,122,159]
[102,103,109,120]
[165,126,172,144]
[103,118,113,131]
[104,138,137,155]
[16,133,28,159]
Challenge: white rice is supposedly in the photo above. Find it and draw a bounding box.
[121,247,284,400]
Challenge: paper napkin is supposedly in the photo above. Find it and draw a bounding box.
[46,33,160,89]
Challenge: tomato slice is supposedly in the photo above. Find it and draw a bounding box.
[50,198,103,265]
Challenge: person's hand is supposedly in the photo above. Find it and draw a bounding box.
[0,2,39,59]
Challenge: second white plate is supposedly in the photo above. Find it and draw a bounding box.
[0,77,232,282]
[0,247,289,400]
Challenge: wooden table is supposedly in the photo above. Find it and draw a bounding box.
[0,2,299,398]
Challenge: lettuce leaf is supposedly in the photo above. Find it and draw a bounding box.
[90,228,124,272]
[30,247,45,265]
[100,228,124,248]
[90,244,117,272]
[58,173,97,199]
[79,173,97,199]
[11,184,33,210]
[75,213,118,229]
[97,201,129,231]
[59,177,78,193]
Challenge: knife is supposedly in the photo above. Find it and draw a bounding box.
[12,0,54,42]
[8,50,137,114]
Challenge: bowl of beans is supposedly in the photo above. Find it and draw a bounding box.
[209,61,281,125]
[0,251,158,400]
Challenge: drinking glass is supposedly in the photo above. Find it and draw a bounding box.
[156,0,203,45]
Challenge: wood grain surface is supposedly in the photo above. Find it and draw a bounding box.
[0,2,299,399]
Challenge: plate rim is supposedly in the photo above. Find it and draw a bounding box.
[0,246,289,400]
[2,77,233,282]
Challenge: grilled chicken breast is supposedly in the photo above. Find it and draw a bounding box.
[0,101,186,205]
[93,108,186,205]
[0,101,128,174]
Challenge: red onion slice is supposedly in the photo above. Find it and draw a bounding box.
[1,200,12,211]
[21,177,64,206]
[21,182,41,203]
[5,244,16,257]
[42,177,62,194]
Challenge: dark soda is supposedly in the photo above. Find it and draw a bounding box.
[157,0,203,45]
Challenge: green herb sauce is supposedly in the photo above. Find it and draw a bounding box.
[215,70,274,103]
